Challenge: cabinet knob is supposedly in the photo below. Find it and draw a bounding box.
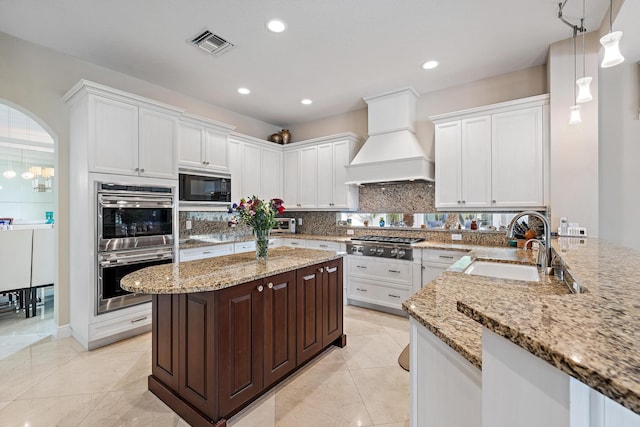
[267,282,273,289]
[457,200,461,204]
[202,161,207,165]
[257,285,264,292]
[140,168,145,173]
[319,268,324,273]
[134,167,139,172]
[492,200,496,203]
[462,200,466,204]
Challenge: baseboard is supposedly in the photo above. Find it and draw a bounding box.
[55,324,72,339]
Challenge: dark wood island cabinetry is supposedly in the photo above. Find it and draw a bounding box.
[121,248,345,427]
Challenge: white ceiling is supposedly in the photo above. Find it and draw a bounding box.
[0,0,609,127]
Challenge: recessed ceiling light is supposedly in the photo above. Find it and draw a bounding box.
[422,60,439,70]
[301,99,313,105]
[266,19,287,33]
[237,87,250,95]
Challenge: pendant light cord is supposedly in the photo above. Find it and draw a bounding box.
[609,0,613,32]
[573,31,577,102]
[582,0,586,77]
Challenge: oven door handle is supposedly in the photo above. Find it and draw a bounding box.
[100,251,173,266]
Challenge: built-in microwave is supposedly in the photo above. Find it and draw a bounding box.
[179,172,231,204]
[272,217,296,234]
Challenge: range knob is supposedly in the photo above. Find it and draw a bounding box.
[397,249,406,258]
[368,247,377,255]
[351,246,359,253]
[390,248,398,256]
[376,247,385,255]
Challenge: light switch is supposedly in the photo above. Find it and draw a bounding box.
[186,220,192,230]
[451,233,462,241]
[346,229,354,235]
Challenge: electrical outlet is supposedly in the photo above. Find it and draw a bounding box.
[186,220,192,230]
[346,229,354,235]
[297,218,302,225]
[451,233,462,241]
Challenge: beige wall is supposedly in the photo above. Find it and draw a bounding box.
[288,108,368,143]
[0,32,280,328]
[548,32,600,236]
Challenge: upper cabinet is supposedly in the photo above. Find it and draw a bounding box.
[64,80,183,180]
[432,95,549,210]
[178,113,235,173]
[283,133,363,211]
[228,134,283,202]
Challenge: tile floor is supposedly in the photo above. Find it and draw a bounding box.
[0,304,410,427]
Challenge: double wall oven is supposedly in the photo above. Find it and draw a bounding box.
[96,183,175,315]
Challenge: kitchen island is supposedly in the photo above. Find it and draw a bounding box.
[121,247,346,427]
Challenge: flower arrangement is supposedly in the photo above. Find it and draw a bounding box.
[228,196,285,260]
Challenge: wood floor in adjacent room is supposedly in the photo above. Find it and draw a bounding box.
[0,305,410,427]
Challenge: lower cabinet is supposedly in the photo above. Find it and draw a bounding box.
[150,259,344,426]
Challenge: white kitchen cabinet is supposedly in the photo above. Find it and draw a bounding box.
[180,243,234,261]
[283,133,362,210]
[299,145,318,208]
[178,113,235,172]
[283,149,301,208]
[228,134,283,202]
[410,317,482,427]
[491,107,544,208]
[431,95,549,210]
[87,93,180,179]
[421,248,467,285]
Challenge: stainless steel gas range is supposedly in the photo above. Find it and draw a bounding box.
[346,235,424,315]
[346,235,424,261]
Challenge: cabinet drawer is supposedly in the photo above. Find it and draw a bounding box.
[89,306,152,341]
[234,240,256,253]
[180,244,233,261]
[348,256,412,285]
[347,278,412,309]
[305,240,342,251]
[422,249,467,264]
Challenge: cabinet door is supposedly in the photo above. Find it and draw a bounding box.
[152,295,180,390]
[283,150,300,208]
[435,122,462,209]
[217,280,264,416]
[178,121,205,168]
[228,138,243,202]
[261,146,283,201]
[296,264,323,365]
[316,143,334,208]
[139,108,178,179]
[331,140,354,209]
[491,107,544,208]
[263,271,296,386]
[177,292,218,418]
[90,96,139,175]
[461,116,492,208]
[322,259,343,346]
[299,146,318,208]
[205,128,229,171]
[242,142,262,199]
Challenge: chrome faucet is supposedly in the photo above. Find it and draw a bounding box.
[507,211,552,270]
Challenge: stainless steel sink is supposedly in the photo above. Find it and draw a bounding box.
[464,261,539,282]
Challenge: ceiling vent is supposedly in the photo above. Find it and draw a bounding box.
[189,30,234,56]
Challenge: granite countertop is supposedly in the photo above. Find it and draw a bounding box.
[404,237,640,415]
[179,233,350,249]
[121,247,344,294]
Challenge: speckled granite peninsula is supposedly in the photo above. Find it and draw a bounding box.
[404,237,640,416]
[121,246,344,294]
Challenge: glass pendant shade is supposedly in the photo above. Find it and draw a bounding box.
[600,31,624,68]
[2,170,16,179]
[569,105,582,125]
[21,170,35,180]
[576,77,593,103]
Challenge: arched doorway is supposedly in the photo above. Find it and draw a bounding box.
[0,100,58,356]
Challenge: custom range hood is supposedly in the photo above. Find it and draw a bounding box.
[345,88,434,185]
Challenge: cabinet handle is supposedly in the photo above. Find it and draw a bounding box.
[257,285,264,292]
[130,316,148,323]
[326,266,337,273]
[267,282,273,289]
[388,269,401,273]
[319,268,324,273]
[303,274,315,281]
[356,265,367,269]
[291,242,299,245]
[356,287,368,292]
[388,294,401,299]
[202,251,212,254]
[438,255,454,259]
[319,244,328,248]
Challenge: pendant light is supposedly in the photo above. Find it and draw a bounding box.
[600,0,624,68]
[575,0,592,103]
[2,159,16,179]
[20,150,34,180]
[569,31,582,125]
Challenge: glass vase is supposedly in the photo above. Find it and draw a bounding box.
[253,228,270,261]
